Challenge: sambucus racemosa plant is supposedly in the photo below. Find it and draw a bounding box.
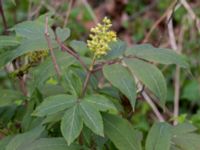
[1,15,200,150]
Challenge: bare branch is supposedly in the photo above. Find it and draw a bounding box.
[56,38,89,72]
[142,0,178,43]
[180,0,200,33]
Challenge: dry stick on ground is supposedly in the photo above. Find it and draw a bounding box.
[63,0,73,27]
[167,9,181,125]
[45,17,61,78]
[142,0,178,43]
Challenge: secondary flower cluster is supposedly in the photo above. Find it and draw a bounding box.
[87,17,117,57]
[27,50,48,63]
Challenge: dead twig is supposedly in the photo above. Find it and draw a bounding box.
[142,0,178,43]
[180,0,200,33]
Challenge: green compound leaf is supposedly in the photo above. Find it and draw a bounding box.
[79,101,104,136]
[61,105,83,145]
[84,94,117,112]
[103,64,136,110]
[33,94,76,117]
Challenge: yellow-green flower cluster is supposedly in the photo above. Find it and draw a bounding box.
[87,17,117,57]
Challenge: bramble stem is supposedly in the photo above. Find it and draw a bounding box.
[45,17,61,79]
[56,38,89,72]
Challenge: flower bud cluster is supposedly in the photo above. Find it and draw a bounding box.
[87,17,117,57]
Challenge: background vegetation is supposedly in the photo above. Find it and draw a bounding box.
[0,0,200,150]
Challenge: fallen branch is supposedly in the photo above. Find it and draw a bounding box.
[167,11,180,125]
